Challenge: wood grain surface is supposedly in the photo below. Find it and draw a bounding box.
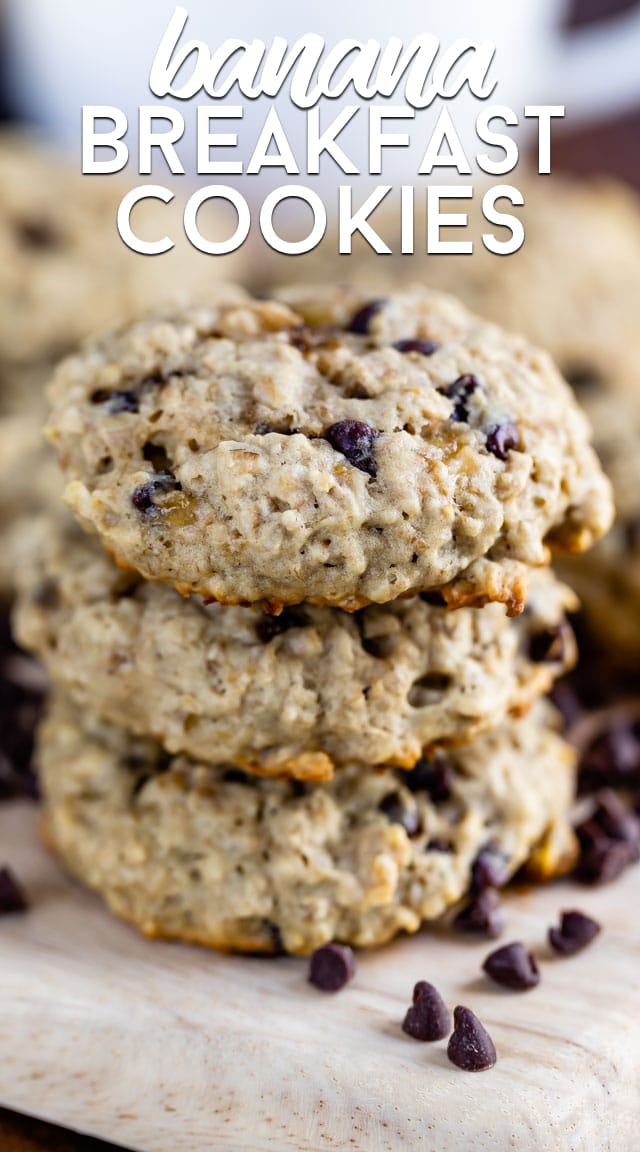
[0,800,639,1152]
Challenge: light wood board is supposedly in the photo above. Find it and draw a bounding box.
[0,800,639,1152]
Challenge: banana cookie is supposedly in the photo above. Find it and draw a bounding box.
[46,285,612,613]
[15,521,577,779]
[39,693,576,955]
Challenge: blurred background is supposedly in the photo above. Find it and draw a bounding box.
[1,0,640,193]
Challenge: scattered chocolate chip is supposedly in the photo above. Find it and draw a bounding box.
[471,844,509,891]
[549,909,601,956]
[256,606,310,643]
[402,981,450,1041]
[0,867,28,914]
[90,388,140,414]
[16,216,60,249]
[348,299,386,334]
[591,790,640,850]
[580,723,640,791]
[324,420,379,477]
[483,941,540,991]
[378,792,421,837]
[447,1006,497,1071]
[453,888,505,939]
[485,421,520,460]
[308,943,356,991]
[439,374,479,422]
[529,621,571,664]
[131,471,181,514]
[392,338,439,357]
[576,838,635,886]
[404,754,453,801]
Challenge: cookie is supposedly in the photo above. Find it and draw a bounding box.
[0,131,244,417]
[39,693,577,954]
[46,284,612,613]
[275,177,635,657]
[14,519,577,780]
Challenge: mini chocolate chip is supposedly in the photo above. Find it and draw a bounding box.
[393,338,439,357]
[576,838,634,886]
[426,838,453,853]
[256,607,309,643]
[471,844,509,891]
[90,388,140,414]
[405,754,453,801]
[453,888,505,939]
[308,943,356,991]
[0,866,28,914]
[447,1006,497,1072]
[580,724,640,791]
[16,217,60,250]
[378,792,421,837]
[485,421,520,460]
[348,299,386,334]
[483,941,540,991]
[402,981,450,1041]
[549,909,601,955]
[131,471,181,514]
[439,374,479,422]
[324,420,379,477]
[529,621,571,664]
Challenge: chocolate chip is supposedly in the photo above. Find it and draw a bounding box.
[453,888,505,939]
[256,606,309,643]
[308,943,356,991]
[348,299,386,334]
[393,338,439,357]
[471,844,509,891]
[131,471,181,514]
[324,420,379,477]
[439,374,479,422]
[16,216,60,249]
[591,790,640,849]
[404,754,453,801]
[529,621,571,664]
[426,838,454,853]
[483,941,540,991]
[580,723,640,791]
[485,421,520,460]
[402,981,450,1041]
[378,792,421,837]
[221,768,253,785]
[550,679,584,730]
[0,867,28,914]
[447,1006,497,1072]
[90,388,139,414]
[549,909,601,956]
[576,838,635,886]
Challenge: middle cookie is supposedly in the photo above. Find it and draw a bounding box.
[15,520,577,781]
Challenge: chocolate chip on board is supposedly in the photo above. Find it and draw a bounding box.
[453,887,505,939]
[308,943,356,992]
[447,1006,497,1072]
[0,866,28,914]
[548,910,602,956]
[402,981,451,1041]
[483,942,540,991]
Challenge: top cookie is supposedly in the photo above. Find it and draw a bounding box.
[46,284,613,612]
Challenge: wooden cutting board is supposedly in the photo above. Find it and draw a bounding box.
[1,800,638,1152]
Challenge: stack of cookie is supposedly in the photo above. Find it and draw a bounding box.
[15,284,614,955]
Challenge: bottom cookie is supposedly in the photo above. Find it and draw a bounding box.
[39,694,577,955]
